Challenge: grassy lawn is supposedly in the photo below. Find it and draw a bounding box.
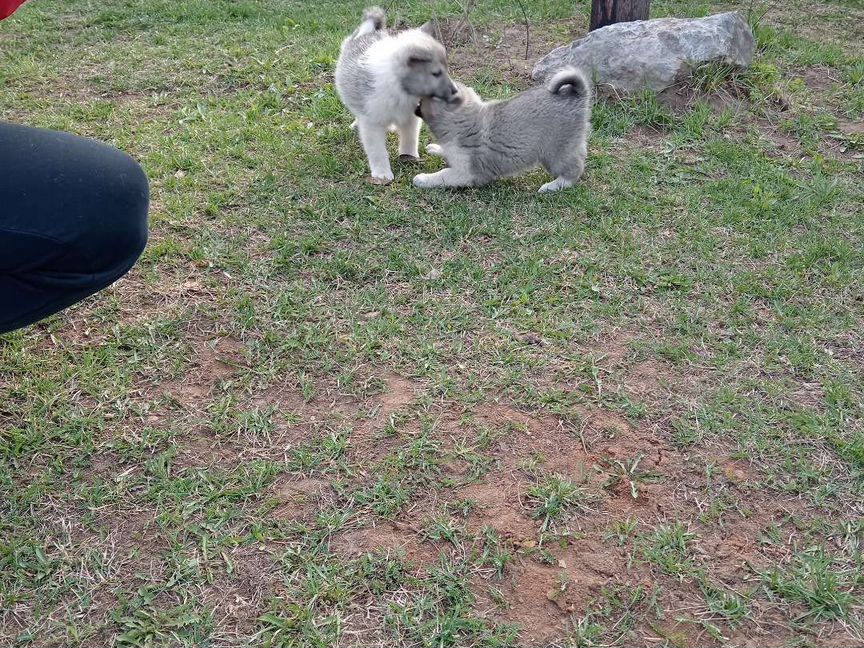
[1,0,863,645]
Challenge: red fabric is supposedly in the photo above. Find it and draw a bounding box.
[0,0,27,20]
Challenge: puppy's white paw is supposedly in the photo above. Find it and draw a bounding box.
[538,177,573,193]
[412,173,437,188]
[426,143,444,156]
[369,170,394,185]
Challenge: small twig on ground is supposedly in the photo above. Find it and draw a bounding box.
[748,0,776,29]
[460,0,479,48]
[513,0,530,60]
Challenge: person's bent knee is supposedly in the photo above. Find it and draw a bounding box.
[109,151,149,273]
[0,125,150,333]
[79,145,150,280]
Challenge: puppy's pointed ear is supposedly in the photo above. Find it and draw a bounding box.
[418,20,439,39]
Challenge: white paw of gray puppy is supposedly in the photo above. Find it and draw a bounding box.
[426,143,444,156]
[538,177,574,193]
[413,173,437,188]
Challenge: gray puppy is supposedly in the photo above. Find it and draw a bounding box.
[335,7,457,185]
[413,68,592,192]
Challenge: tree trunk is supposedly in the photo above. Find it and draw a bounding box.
[590,0,650,31]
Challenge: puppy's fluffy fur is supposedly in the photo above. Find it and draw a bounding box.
[414,68,592,192]
[335,7,457,184]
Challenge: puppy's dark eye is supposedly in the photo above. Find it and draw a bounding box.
[432,71,442,78]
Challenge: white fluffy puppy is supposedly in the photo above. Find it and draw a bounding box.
[335,7,457,185]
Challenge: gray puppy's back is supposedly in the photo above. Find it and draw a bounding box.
[470,85,590,182]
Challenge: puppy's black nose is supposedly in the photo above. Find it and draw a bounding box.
[414,103,423,118]
[446,83,458,103]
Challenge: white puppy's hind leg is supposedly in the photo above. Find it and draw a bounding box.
[426,143,444,157]
[357,121,394,184]
[413,168,473,189]
[397,116,422,160]
[538,177,574,193]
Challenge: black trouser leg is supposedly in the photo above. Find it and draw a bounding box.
[0,122,149,333]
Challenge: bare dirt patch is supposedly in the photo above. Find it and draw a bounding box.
[624,359,673,399]
[659,80,748,115]
[152,334,247,407]
[484,561,572,643]
[203,546,278,637]
[344,372,421,468]
[837,119,864,136]
[800,65,840,96]
[459,481,536,542]
[176,426,245,468]
[270,476,332,521]
[195,334,248,380]
[758,118,805,158]
[469,402,600,485]
[585,329,637,366]
[424,395,826,646]
[358,372,417,435]
[331,523,442,567]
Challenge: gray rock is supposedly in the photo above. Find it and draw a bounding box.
[532,12,755,93]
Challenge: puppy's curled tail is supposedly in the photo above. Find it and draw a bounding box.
[547,67,590,98]
[356,6,386,36]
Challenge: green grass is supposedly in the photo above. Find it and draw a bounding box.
[765,548,862,622]
[2,0,864,646]
[640,522,699,580]
[602,453,663,499]
[527,474,599,533]
[700,580,751,627]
